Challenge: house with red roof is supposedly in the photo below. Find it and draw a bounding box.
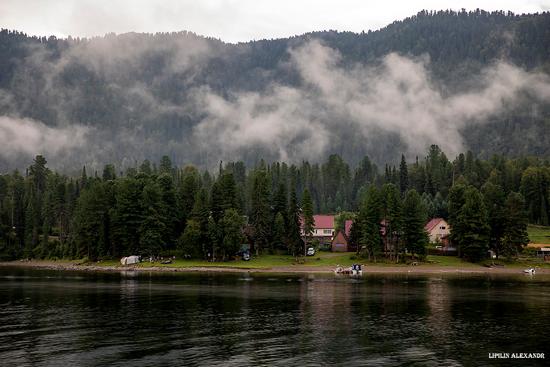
[425,218,451,246]
[301,215,335,246]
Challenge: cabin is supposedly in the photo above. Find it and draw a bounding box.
[301,214,336,246]
[425,218,451,247]
[331,219,354,252]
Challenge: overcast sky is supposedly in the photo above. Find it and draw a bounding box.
[1,0,549,43]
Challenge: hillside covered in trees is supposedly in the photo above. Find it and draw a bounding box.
[0,146,546,262]
[1,10,550,172]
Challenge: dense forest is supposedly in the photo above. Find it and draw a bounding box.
[1,10,550,171]
[0,145,546,262]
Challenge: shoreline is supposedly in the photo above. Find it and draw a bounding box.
[1,260,548,275]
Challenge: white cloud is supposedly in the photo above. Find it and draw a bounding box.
[0,116,89,161]
[192,40,550,161]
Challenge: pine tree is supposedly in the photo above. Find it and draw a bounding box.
[455,187,490,262]
[139,182,165,257]
[157,174,178,247]
[159,155,173,176]
[272,182,288,224]
[381,184,403,261]
[191,188,210,258]
[251,169,271,254]
[348,219,362,253]
[73,182,109,261]
[178,219,201,258]
[110,178,144,256]
[219,209,244,260]
[399,154,408,194]
[24,187,39,257]
[179,168,199,230]
[358,185,382,261]
[211,173,238,223]
[502,192,529,258]
[482,182,506,258]
[402,189,428,260]
[102,164,116,181]
[286,187,303,258]
[301,188,315,247]
[272,212,286,250]
[447,183,467,254]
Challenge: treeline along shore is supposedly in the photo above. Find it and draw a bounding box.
[0,145,549,266]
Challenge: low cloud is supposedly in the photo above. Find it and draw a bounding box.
[193,40,550,161]
[3,37,550,171]
[0,116,89,166]
[193,85,330,162]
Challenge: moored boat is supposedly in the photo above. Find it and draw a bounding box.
[334,264,363,276]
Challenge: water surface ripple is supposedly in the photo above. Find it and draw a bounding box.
[0,268,549,366]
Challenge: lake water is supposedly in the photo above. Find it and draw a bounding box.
[0,267,549,366]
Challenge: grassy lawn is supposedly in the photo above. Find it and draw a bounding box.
[426,255,480,267]
[528,225,550,245]
[96,254,486,269]
[93,252,359,269]
[89,252,548,270]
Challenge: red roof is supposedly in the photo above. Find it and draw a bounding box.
[425,218,445,232]
[313,215,334,229]
[344,220,353,237]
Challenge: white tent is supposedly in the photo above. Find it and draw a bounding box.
[120,255,140,265]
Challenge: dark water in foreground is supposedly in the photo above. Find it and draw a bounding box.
[0,268,549,366]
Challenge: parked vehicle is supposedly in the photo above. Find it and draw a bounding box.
[242,252,251,261]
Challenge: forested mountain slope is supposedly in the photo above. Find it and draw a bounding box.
[1,10,549,172]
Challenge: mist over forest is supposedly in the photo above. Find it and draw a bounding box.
[1,9,550,173]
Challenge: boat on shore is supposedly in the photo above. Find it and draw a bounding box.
[334,264,363,276]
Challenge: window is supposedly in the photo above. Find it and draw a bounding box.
[440,226,446,230]
[323,229,332,235]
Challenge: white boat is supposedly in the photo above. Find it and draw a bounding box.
[523,268,536,275]
[334,264,363,276]
[334,265,345,274]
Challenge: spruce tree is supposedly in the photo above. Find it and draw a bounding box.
[273,183,288,224]
[110,178,144,255]
[286,187,303,258]
[502,192,529,258]
[455,187,490,262]
[399,154,408,194]
[251,169,271,254]
[358,185,382,261]
[178,219,201,258]
[139,182,165,257]
[157,174,178,247]
[272,212,286,250]
[447,182,467,254]
[481,182,506,258]
[381,184,403,261]
[219,209,245,260]
[192,188,210,258]
[402,189,428,260]
[301,188,315,247]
